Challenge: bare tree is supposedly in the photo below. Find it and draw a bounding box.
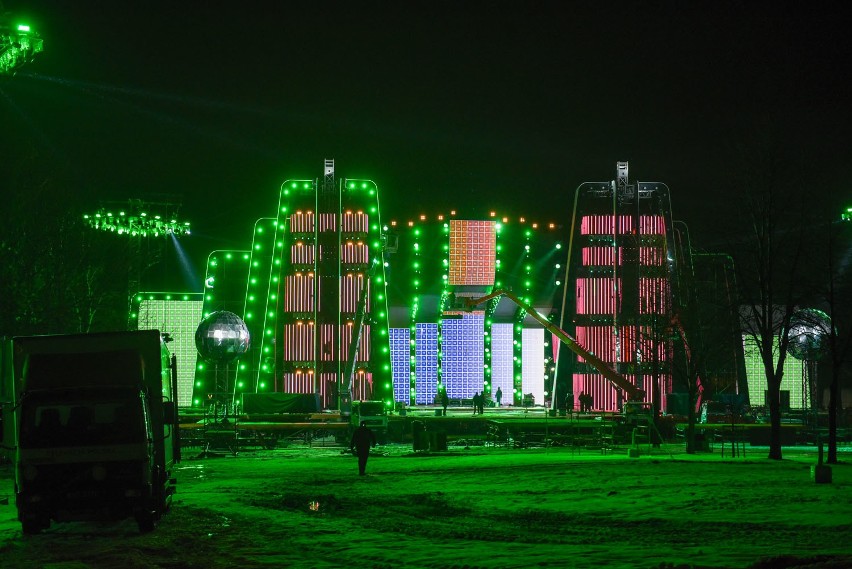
[732,149,810,460]
[0,147,130,336]
[820,215,852,463]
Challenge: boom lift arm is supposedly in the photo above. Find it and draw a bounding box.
[342,257,380,403]
[464,289,644,402]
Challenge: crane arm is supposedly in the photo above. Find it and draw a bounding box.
[464,289,644,400]
[343,258,379,395]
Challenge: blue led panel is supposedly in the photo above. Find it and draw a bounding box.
[442,312,484,399]
[522,328,545,405]
[491,323,514,406]
[389,328,411,403]
[415,323,439,404]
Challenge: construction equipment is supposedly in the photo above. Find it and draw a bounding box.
[464,289,645,402]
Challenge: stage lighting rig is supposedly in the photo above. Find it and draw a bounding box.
[83,199,191,238]
[0,11,43,75]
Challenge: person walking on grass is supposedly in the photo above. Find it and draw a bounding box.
[350,420,377,476]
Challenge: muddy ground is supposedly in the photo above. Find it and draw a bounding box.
[1,443,850,569]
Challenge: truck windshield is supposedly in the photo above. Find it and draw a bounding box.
[20,391,146,448]
[356,402,385,416]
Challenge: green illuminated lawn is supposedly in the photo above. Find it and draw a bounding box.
[1,445,850,568]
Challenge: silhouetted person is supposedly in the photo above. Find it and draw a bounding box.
[349,420,376,475]
[478,393,485,415]
[495,387,503,407]
[472,392,481,415]
[440,389,449,416]
[579,392,591,412]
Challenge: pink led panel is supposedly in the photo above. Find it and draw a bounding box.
[281,323,314,362]
[581,247,666,266]
[290,242,315,264]
[340,274,370,313]
[279,372,373,408]
[340,242,369,265]
[283,274,316,312]
[579,215,666,236]
[448,220,495,286]
[289,212,315,232]
[572,373,671,412]
[340,211,369,233]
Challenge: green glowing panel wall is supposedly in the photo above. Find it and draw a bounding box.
[742,336,805,408]
[195,250,252,404]
[236,218,280,393]
[134,294,203,407]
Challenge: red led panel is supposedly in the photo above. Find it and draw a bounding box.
[448,220,495,286]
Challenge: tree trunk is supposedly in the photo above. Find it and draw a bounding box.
[767,377,783,460]
[686,394,696,454]
[827,371,838,464]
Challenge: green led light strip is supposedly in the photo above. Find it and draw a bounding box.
[1,22,44,75]
[83,208,190,237]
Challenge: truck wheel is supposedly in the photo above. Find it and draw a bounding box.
[135,511,156,533]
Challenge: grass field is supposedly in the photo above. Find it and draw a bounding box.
[1,443,850,568]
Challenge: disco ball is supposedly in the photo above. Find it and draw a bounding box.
[194,311,251,364]
[786,308,831,361]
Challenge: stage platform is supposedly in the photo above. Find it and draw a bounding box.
[176,405,829,453]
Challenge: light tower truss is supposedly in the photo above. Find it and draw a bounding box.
[0,17,43,75]
[559,162,678,413]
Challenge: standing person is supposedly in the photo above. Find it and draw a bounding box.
[479,392,485,415]
[440,388,449,416]
[349,420,377,476]
[495,386,503,407]
[472,392,480,415]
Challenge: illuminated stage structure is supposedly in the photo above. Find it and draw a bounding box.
[385,214,564,407]
[559,163,677,413]
[160,160,758,413]
[187,162,566,410]
[193,161,393,410]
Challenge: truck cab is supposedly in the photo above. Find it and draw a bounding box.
[350,400,388,436]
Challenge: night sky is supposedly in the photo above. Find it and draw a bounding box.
[3,1,850,287]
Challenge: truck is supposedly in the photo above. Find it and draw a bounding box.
[350,400,388,438]
[5,330,180,534]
